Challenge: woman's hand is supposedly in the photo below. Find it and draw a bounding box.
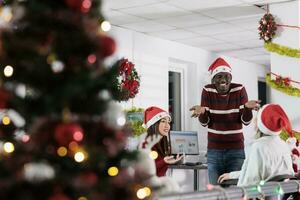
[164,154,184,164]
[189,105,206,118]
[218,173,230,183]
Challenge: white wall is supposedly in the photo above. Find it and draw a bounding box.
[270,1,300,130]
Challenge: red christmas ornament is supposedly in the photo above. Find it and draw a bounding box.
[48,193,71,200]
[97,35,117,58]
[0,87,11,109]
[65,0,92,13]
[54,122,84,146]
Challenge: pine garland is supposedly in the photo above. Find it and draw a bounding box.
[266,74,300,97]
[264,42,300,58]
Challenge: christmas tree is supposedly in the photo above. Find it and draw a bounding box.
[0,0,148,199]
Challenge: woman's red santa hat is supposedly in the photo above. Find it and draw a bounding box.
[208,57,232,78]
[143,106,171,128]
[257,103,293,136]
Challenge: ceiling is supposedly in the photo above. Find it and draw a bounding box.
[103,0,294,66]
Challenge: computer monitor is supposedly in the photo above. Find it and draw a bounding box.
[169,131,199,155]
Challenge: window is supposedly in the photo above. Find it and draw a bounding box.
[169,71,181,131]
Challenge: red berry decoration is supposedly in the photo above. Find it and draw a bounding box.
[54,122,84,146]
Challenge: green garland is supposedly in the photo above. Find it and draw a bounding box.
[264,42,300,58]
[266,74,300,97]
[280,130,300,141]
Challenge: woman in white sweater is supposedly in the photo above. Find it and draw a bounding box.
[218,104,295,186]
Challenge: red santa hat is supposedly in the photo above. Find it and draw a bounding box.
[143,106,171,129]
[257,104,293,137]
[208,57,232,78]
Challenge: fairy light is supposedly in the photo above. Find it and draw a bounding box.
[149,151,158,160]
[2,116,10,125]
[3,142,14,153]
[276,185,284,195]
[81,0,91,13]
[107,166,119,176]
[78,196,88,200]
[69,141,79,151]
[259,180,265,185]
[74,151,85,162]
[57,146,68,157]
[256,185,262,193]
[73,131,84,142]
[100,21,111,32]
[117,116,126,126]
[87,54,97,64]
[143,187,151,197]
[136,188,147,199]
[22,134,30,143]
[3,65,13,77]
[0,6,13,22]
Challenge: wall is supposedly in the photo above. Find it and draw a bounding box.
[270,1,300,130]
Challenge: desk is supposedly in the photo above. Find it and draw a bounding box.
[168,164,207,191]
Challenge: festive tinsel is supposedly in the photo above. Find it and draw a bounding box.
[266,73,300,97]
[258,13,277,42]
[264,42,300,58]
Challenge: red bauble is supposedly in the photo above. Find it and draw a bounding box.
[97,35,117,58]
[65,0,91,13]
[54,122,83,146]
[0,87,11,109]
[48,193,71,200]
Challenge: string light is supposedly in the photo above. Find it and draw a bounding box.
[69,141,79,151]
[87,54,97,64]
[78,196,88,200]
[100,21,111,32]
[149,151,158,160]
[74,151,85,162]
[3,65,13,77]
[2,115,10,125]
[117,116,126,126]
[259,180,265,185]
[73,131,84,142]
[0,6,13,22]
[107,166,119,176]
[143,187,151,197]
[57,147,68,157]
[136,188,147,199]
[3,142,14,153]
[22,134,30,143]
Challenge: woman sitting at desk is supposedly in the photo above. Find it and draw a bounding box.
[218,104,295,186]
[142,106,183,176]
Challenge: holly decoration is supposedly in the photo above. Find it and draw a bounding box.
[258,13,277,42]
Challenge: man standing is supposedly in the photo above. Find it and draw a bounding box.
[190,57,260,185]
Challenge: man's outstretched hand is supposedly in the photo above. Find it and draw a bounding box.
[189,105,206,118]
[245,100,261,111]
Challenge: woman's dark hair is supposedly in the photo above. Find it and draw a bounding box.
[146,120,170,157]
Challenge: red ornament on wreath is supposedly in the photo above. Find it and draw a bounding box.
[258,13,277,42]
[54,122,84,146]
[117,58,140,101]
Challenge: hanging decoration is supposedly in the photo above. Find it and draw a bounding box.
[117,58,140,101]
[264,42,300,58]
[258,13,277,42]
[266,73,300,97]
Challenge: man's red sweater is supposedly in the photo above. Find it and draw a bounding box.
[199,83,253,150]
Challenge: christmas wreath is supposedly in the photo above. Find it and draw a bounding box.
[258,13,277,42]
[117,58,140,101]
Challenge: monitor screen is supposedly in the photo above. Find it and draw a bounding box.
[169,131,199,155]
